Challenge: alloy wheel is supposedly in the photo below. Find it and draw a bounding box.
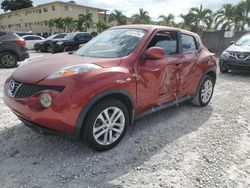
[201,80,213,103]
[93,107,125,146]
[2,55,16,67]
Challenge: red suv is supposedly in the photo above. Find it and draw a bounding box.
[4,25,217,150]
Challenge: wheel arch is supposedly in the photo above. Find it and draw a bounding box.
[74,89,135,138]
[0,50,19,60]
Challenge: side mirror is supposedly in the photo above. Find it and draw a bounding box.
[230,41,235,45]
[145,47,165,60]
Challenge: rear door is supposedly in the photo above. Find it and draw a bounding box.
[178,33,199,98]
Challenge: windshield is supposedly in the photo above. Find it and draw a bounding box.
[236,35,250,46]
[64,33,76,40]
[75,29,147,58]
[46,34,57,40]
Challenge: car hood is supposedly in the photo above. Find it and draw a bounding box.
[227,44,250,53]
[12,53,122,84]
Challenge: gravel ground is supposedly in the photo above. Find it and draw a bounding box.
[0,52,249,188]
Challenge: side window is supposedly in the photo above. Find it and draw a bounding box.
[76,33,85,40]
[181,34,197,52]
[148,31,177,55]
[55,34,66,39]
[24,36,33,40]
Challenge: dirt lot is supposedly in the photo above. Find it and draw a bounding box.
[0,52,249,188]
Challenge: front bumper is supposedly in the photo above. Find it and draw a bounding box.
[219,57,250,71]
[19,51,29,61]
[3,78,81,135]
[15,111,77,139]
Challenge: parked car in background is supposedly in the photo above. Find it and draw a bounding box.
[0,30,29,68]
[34,33,67,52]
[15,32,34,37]
[50,32,92,53]
[219,33,250,73]
[22,35,45,50]
[3,25,217,150]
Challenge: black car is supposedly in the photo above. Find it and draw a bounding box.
[220,33,250,73]
[50,32,92,53]
[0,30,29,68]
[34,33,67,52]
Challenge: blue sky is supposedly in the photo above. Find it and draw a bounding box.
[1,0,242,21]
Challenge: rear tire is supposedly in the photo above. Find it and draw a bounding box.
[191,75,215,107]
[81,98,129,151]
[0,52,18,68]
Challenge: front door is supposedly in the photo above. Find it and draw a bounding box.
[137,30,183,113]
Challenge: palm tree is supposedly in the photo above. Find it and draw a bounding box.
[53,17,64,32]
[63,17,75,32]
[235,0,250,31]
[132,8,151,24]
[180,13,196,31]
[109,10,127,25]
[158,14,175,26]
[76,13,93,31]
[46,19,55,33]
[189,4,213,31]
[96,20,110,32]
[214,3,236,30]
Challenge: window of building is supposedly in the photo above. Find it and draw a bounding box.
[43,7,48,12]
[65,6,69,11]
[38,9,42,14]
[52,5,56,11]
[181,34,197,52]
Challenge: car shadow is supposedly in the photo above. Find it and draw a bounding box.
[0,103,213,187]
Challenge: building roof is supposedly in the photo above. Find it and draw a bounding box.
[0,1,108,16]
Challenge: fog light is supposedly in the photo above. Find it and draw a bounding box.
[39,93,52,108]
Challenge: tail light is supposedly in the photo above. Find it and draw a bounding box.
[16,39,26,47]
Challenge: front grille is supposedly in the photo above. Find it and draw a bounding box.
[8,79,64,98]
[229,52,250,60]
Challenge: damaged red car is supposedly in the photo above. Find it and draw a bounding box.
[4,25,217,151]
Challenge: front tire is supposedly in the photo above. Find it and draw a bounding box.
[191,75,214,107]
[81,98,129,151]
[220,65,228,73]
[63,46,73,52]
[0,52,17,68]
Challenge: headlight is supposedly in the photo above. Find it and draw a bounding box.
[40,93,52,108]
[46,64,101,79]
[56,42,63,45]
[221,51,230,59]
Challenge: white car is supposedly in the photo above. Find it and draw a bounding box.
[22,35,45,50]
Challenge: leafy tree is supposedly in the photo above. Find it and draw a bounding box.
[189,4,213,31]
[53,17,64,32]
[96,20,110,32]
[45,19,55,33]
[109,10,127,25]
[180,13,196,31]
[214,4,236,30]
[76,13,93,32]
[63,17,75,32]
[158,14,175,26]
[132,8,151,24]
[1,0,33,11]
